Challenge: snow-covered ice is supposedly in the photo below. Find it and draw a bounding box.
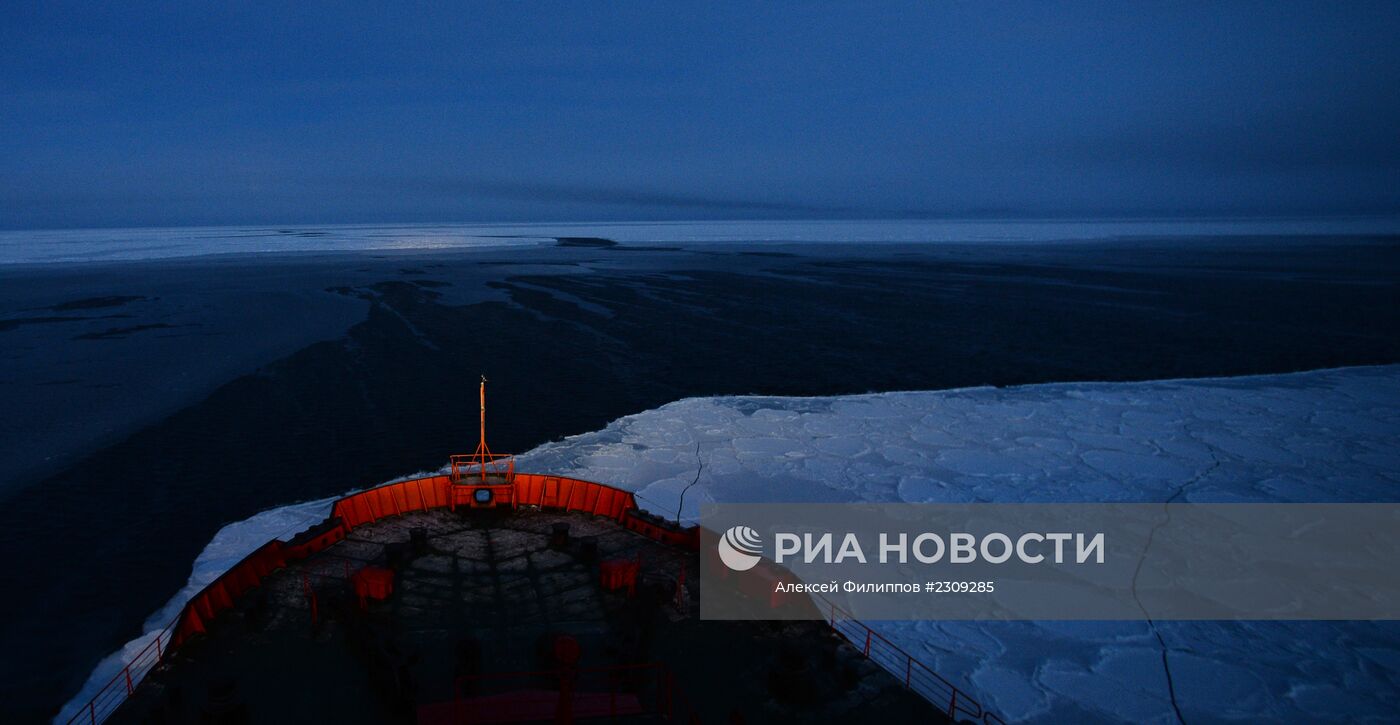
[517,365,1400,723]
[63,366,1400,723]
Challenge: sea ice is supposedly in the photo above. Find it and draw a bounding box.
[513,365,1400,722]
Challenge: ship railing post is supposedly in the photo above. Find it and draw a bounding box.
[124,665,133,695]
[905,657,912,688]
[863,629,871,657]
[88,701,95,725]
[948,689,958,718]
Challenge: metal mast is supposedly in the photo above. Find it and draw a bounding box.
[474,375,491,481]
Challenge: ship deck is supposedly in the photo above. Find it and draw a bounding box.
[111,507,947,724]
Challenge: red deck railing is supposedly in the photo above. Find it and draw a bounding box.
[449,453,516,484]
[65,471,1001,725]
[822,598,1005,724]
[68,620,176,725]
[65,472,646,724]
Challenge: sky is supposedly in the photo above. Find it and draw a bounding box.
[2,1,1399,229]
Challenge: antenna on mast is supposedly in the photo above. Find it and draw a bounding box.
[479,374,488,453]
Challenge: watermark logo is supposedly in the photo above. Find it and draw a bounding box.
[718,525,763,571]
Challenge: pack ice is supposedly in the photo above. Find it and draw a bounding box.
[518,365,1400,723]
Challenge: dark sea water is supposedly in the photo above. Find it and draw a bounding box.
[2,229,1399,721]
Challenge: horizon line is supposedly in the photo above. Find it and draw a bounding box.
[6,212,1400,235]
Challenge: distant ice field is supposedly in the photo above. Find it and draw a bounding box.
[6,217,1400,265]
[0,224,548,265]
[63,366,1400,723]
